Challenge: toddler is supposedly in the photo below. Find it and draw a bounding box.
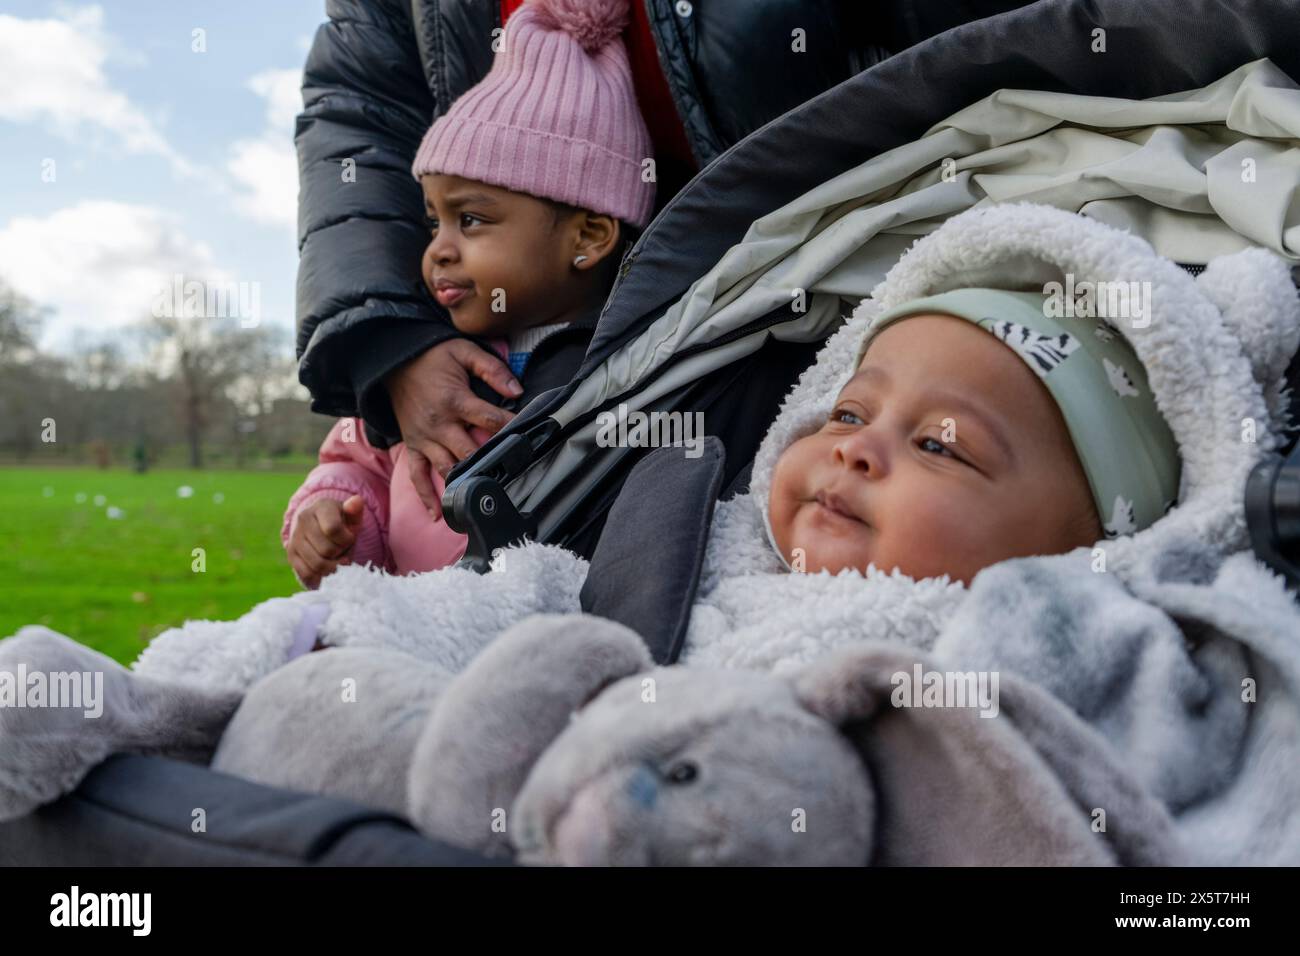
[283,0,655,586]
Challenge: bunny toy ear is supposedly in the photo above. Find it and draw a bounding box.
[791,643,1184,865]
[789,642,906,729]
[1196,248,1300,440]
[407,614,652,857]
[791,643,1100,865]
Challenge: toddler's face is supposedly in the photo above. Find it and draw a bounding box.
[768,313,1103,586]
[420,173,591,337]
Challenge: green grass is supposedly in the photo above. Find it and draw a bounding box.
[2,467,306,664]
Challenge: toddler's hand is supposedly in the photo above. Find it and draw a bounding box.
[288,495,365,589]
[384,338,519,517]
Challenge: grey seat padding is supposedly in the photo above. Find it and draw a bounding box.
[581,438,726,665]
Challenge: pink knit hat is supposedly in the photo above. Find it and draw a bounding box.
[411,0,655,229]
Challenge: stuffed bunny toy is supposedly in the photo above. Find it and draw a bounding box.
[207,613,873,865]
[1,608,1183,866]
[208,612,1181,866]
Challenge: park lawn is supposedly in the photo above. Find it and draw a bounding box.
[1,467,306,664]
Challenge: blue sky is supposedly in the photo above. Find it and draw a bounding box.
[0,1,329,352]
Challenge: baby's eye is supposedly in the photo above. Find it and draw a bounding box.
[424,214,439,232]
[829,408,864,426]
[918,436,961,460]
[460,213,484,229]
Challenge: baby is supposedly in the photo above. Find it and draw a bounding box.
[767,288,1179,586]
[283,0,654,586]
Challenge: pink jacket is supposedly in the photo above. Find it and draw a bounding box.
[281,341,507,577]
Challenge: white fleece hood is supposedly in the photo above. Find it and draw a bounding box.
[747,203,1300,586]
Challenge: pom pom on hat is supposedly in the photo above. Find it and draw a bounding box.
[530,0,630,52]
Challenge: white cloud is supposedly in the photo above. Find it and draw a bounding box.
[249,68,304,132]
[228,136,298,229]
[227,69,302,230]
[0,201,235,349]
[0,5,192,176]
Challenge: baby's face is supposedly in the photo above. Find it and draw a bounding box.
[768,313,1102,586]
[420,173,585,337]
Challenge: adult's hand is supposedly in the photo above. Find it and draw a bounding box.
[385,338,522,517]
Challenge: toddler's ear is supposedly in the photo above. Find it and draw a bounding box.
[1195,248,1300,434]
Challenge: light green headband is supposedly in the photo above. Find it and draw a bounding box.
[857,288,1182,538]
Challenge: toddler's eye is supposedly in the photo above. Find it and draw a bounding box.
[425,213,484,232]
[829,408,864,426]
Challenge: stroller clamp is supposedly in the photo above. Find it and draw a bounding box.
[443,432,543,572]
[1246,442,1300,592]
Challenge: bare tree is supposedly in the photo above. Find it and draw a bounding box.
[0,284,52,459]
[70,337,131,391]
[0,283,41,364]
[224,324,298,467]
[0,277,329,468]
[142,313,260,468]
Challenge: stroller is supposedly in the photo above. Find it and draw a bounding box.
[4,0,1299,866]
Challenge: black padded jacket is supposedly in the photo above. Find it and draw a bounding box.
[294,0,1028,440]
